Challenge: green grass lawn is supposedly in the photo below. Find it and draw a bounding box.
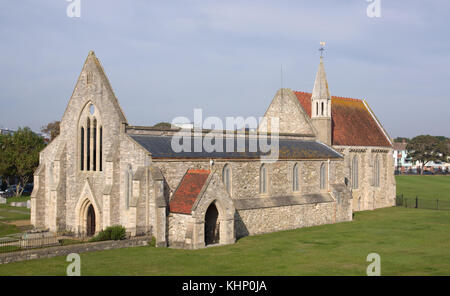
[0,204,30,222]
[0,207,449,276]
[6,195,31,204]
[0,204,31,237]
[396,175,450,201]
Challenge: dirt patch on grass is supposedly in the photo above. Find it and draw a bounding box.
[4,220,31,227]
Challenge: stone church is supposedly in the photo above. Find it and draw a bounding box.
[30,51,395,249]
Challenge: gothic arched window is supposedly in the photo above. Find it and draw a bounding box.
[78,103,103,172]
[352,156,359,189]
[373,155,380,187]
[293,163,299,192]
[86,117,91,171]
[99,126,103,171]
[126,164,133,210]
[260,164,268,194]
[80,127,84,170]
[320,163,326,190]
[222,164,231,195]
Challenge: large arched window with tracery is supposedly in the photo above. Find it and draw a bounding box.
[79,102,103,172]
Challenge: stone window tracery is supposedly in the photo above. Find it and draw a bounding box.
[79,103,103,172]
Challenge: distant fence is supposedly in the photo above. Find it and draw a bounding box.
[396,195,450,211]
[0,235,60,254]
[0,226,153,254]
[1,236,151,265]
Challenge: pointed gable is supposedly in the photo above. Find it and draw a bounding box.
[259,88,316,135]
[169,169,210,214]
[61,51,128,126]
[294,91,392,147]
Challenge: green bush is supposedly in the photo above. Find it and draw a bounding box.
[148,236,156,247]
[110,226,126,240]
[89,225,126,242]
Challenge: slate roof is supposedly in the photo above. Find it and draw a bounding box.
[233,194,334,210]
[295,91,392,147]
[129,134,342,160]
[169,169,210,214]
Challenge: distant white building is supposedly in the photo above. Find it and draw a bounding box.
[393,141,448,173]
[393,142,412,172]
[0,128,15,136]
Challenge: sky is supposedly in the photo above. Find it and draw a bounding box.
[0,0,449,138]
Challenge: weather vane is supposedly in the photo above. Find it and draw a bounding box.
[319,41,326,57]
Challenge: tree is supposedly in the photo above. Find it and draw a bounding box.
[394,137,409,143]
[407,135,449,175]
[0,128,46,196]
[41,121,60,142]
[152,122,173,129]
[0,133,15,189]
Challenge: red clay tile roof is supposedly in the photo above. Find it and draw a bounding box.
[294,91,392,147]
[169,169,210,214]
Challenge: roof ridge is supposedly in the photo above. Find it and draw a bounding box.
[331,96,361,102]
[187,169,210,174]
[294,90,361,102]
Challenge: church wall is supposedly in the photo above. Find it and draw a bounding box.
[335,146,396,211]
[312,117,332,146]
[158,157,352,247]
[258,89,316,136]
[69,85,125,232]
[31,137,60,230]
[235,202,336,238]
[168,213,193,248]
[118,133,152,231]
[32,53,129,235]
[155,158,346,201]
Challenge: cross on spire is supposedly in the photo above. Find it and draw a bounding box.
[318,41,326,57]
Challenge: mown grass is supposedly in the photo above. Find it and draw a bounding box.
[0,204,30,222]
[6,195,31,204]
[0,207,449,276]
[396,175,450,201]
[0,204,31,237]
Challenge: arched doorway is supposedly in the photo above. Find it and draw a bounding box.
[86,204,96,237]
[204,203,220,245]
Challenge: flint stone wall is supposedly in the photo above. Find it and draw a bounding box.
[336,146,396,211]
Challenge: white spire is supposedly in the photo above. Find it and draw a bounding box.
[311,57,331,101]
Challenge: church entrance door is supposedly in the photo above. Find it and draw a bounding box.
[87,204,96,236]
[205,203,220,245]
